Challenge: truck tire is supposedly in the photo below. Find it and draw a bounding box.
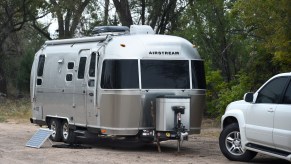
[219,123,257,162]
[61,120,75,144]
[49,118,62,142]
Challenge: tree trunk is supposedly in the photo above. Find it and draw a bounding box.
[69,0,90,38]
[0,51,7,95]
[148,0,165,30]
[0,69,7,95]
[112,0,133,27]
[104,0,109,25]
[214,0,232,82]
[141,0,145,25]
[156,0,177,34]
[50,0,90,39]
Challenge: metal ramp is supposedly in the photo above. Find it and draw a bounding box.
[26,128,53,148]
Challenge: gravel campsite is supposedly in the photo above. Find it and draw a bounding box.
[0,119,288,164]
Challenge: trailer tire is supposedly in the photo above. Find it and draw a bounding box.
[61,121,75,144]
[48,118,62,142]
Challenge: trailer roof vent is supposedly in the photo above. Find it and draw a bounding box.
[92,26,129,36]
[130,25,154,35]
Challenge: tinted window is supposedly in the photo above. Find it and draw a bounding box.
[67,62,74,69]
[89,53,96,77]
[256,77,289,104]
[283,82,291,104]
[37,55,45,76]
[37,78,42,85]
[66,74,73,81]
[101,59,139,89]
[192,60,206,89]
[78,57,87,79]
[141,60,190,89]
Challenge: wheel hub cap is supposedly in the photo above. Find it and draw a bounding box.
[225,131,245,156]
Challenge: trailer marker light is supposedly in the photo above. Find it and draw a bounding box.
[120,44,126,47]
[101,129,107,133]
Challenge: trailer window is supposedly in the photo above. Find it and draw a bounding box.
[141,60,190,89]
[101,59,139,89]
[89,52,96,77]
[78,57,87,79]
[66,74,73,81]
[37,55,45,77]
[67,62,74,69]
[37,79,42,85]
[191,60,206,89]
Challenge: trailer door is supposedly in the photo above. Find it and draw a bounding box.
[73,50,89,126]
[86,52,98,127]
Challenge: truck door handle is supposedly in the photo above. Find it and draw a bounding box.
[267,108,274,112]
[89,93,94,96]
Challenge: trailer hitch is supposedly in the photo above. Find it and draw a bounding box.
[172,105,187,152]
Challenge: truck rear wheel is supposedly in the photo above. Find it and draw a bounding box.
[61,120,75,144]
[219,123,257,161]
[49,118,62,142]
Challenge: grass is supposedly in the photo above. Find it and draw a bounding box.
[0,98,31,123]
[201,118,221,128]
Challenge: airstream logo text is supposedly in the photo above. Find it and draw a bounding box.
[149,51,179,55]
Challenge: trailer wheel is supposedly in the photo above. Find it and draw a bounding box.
[49,118,62,142]
[61,120,75,144]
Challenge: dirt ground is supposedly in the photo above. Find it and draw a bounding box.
[0,120,289,164]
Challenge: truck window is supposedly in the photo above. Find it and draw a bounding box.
[101,59,139,89]
[191,60,206,89]
[78,57,87,79]
[89,52,96,77]
[37,55,45,77]
[283,82,291,104]
[141,60,190,89]
[256,77,289,104]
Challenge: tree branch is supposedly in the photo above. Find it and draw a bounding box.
[32,21,52,40]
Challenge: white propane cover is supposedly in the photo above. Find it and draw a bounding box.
[130,25,154,35]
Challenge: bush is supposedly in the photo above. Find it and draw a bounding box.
[206,72,252,117]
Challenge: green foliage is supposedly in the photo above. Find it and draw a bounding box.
[233,0,291,71]
[216,74,252,116]
[174,0,290,118]
[206,71,253,117]
[78,1,103,36]
[205,69,227,117]
[17,50,34,92]
[2,25,46,97]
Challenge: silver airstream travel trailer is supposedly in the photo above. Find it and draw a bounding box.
[30,25,206,150]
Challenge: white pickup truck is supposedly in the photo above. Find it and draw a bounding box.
[219,72,291,162]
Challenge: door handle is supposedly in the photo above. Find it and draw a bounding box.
[267,108,274,112]
[89,93,94,96]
